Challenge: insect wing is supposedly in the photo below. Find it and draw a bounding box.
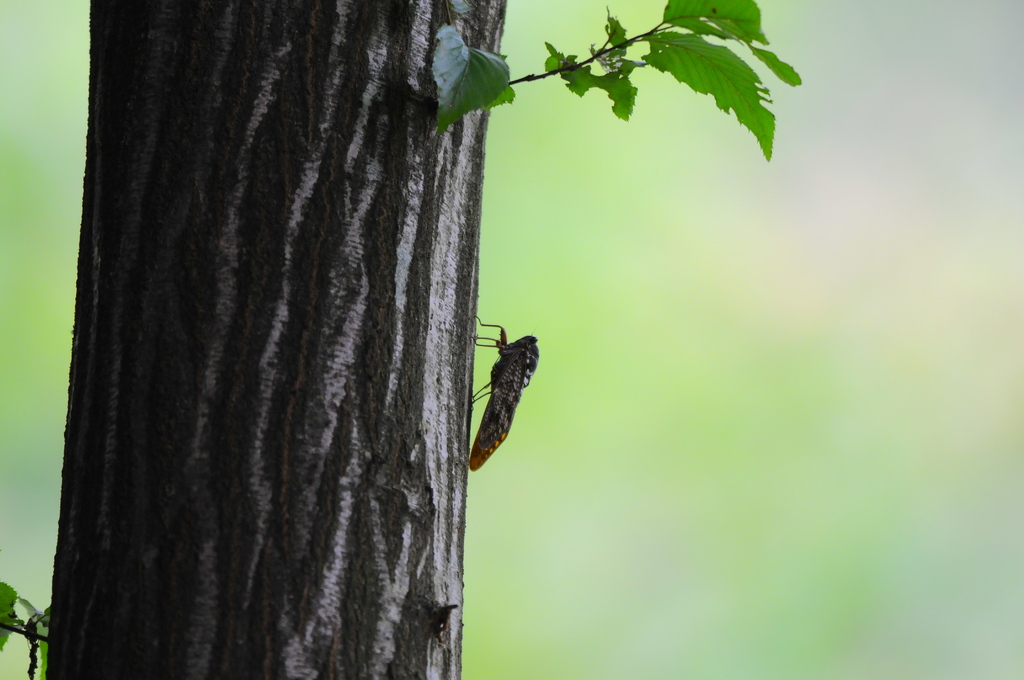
[491,336,539,387]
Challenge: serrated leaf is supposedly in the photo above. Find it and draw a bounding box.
[708,17,767,44]
[617,60,641,77]
[560,67,637,121]
[664,0,766,44]
[451,0,471,15]
[606,13,627,46]
[595,72,637,120]
[596,13,633,73]
[643,31,774,159]
[750,46,801,85]
[0,582,18,622]
[665,17,732,40]
[561,68,595,97]
[0,582,15,606]
[544,42,565,72]
[484,85,516,109]
[0,582,18,653]
[433,25,510,132]
[597,16,637,75]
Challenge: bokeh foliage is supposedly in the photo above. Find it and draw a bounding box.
[4,0,1024,678]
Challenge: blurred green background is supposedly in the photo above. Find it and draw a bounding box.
[3,0,1024,678]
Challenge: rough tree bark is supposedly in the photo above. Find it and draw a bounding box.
[49,1,505,678]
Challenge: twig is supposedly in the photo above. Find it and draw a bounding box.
[508,23,668,86]
[0,621,49,644]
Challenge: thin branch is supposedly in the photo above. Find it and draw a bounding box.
[0,621,49,644]
[508,23,668,86]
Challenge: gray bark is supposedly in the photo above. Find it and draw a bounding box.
[50,1,505,678]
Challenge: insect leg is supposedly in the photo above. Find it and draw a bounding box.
[472,384,492,403]
[474,317,508,347]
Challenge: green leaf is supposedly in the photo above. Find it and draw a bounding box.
[596,13,636,74]
[596,72,638,120]
[617,60,641,77]
[561,67,637,121]
[708,17,767,44]
[750,46,801,85]
[0,582,16,612]
[0,581,18,653]
[643,31,775,158]
[451,0,471,15]
[433,25,510,132]
[663,0,766,44]
[544,43,566,72]
[664,18,732,40]
[561,68,594,97]
[605,13,627,47]
[484,85,516,109]
[18,597,40,615]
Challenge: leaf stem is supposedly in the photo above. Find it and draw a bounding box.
[0,621,49,644]
[508,23,669,86]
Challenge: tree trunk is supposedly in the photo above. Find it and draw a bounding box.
[50,1,504,677]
